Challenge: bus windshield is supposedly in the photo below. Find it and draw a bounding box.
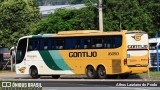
[16,38,27,64]
[149,43,157,50]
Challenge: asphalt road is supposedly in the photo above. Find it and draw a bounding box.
[0,72,160,90]
[43,87,160,90]
[0,71,144,80]
[1,80,160,90]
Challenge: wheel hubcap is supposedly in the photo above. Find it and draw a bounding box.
[100,68,105,76]
[89,69,94,76]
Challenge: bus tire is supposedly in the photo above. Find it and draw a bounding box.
[119,74,129,79]
[97,66,106,79]
[52,75,60,79]
[30,67,40,79]
[85,66,98,79]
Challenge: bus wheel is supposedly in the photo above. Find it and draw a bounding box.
[52,75,60,79]
[97,66,106,79]
[30,67,40,79]
[107,75,118,79]
[86,66,98,79]
[119,74,129,79]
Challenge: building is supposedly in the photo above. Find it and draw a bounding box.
[39,4,85,16]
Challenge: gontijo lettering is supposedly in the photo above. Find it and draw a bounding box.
[69,51,97,57]
[128,45,148,49]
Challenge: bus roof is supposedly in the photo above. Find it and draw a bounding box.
[19,30,146,39]
[149,38,160,43]
[57,30,101,35]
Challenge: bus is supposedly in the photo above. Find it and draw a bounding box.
[0,47,10,69]
[15,30,149,79]
[149,38,160,70]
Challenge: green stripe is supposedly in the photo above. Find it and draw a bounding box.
[39,50,72,70]
[49,50,72,70]
[39,51,62,70]
[32,35,42,38]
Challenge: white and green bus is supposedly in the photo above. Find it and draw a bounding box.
[16,30,149,79]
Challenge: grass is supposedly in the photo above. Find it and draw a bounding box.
[0,70,11,73]
[148,71,160,77]
[138,71,160,78]
[138,71,160,77]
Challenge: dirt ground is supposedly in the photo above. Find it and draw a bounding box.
[0,71,30,79]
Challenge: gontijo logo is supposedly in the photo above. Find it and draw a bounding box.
[18,67,26,73]
[132,34,142,41]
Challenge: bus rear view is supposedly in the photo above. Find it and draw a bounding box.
[125,31,149,74]
[149,38,160,70]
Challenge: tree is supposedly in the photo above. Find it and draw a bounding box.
[33,6,98,34]
[0,0,41,48]
[33,0,158,37]
[69,0,84,4]
[69,0,97,4]
[103,0,153,34]
[145,0,160,37]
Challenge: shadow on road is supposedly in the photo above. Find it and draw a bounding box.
[14,74,143,80]
[0,71,148,80]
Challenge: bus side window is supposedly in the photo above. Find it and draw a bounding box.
[84,38,91,49]
[28,39,33,51]
[114,36,122,48]
[52,40,55,50]
[105,37,112,48]
[44,39,48,50]
[65,38,76,49]
[28,39,40,50]
[48,39,52,50]
[32,40,39,50]
[55,39,58,49]
[92,38,96,48]
[92,38,103,48]
[75,39,80,49]
[56,39,64,50]
[104,36,122,48]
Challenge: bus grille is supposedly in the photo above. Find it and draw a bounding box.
[112,60,121,73]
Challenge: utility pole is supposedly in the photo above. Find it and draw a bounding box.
[98,0,103,32]
[11,55,13,72]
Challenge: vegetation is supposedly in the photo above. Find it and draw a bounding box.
[33,0,160,37]
[0,0,41,48]
[138,71,160,78]
[0,0,160,48]
[0,70,11,73]
[69,0,97,4]
[33,6,98,34]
